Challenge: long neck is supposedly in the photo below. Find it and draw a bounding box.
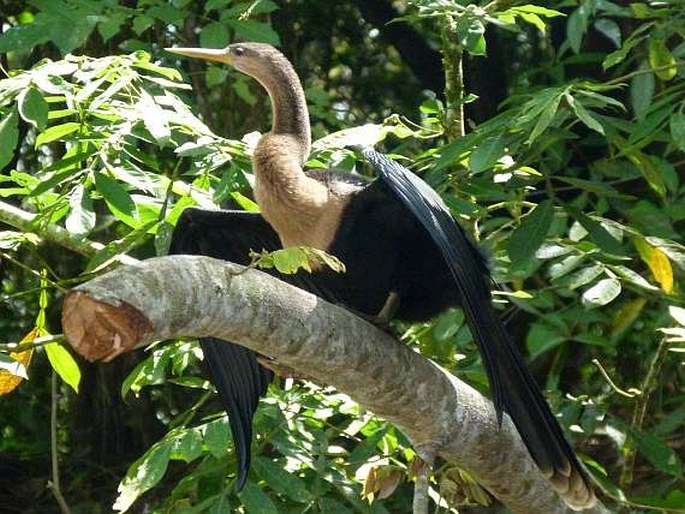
[252,57,311,165]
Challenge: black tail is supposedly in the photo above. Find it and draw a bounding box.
[484,321,595,509]
[363,148,595,509]
[200,338,273,489]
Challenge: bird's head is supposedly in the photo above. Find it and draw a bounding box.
[166,42,284,77]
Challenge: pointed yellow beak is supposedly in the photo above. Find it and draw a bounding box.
[165,47,232,64]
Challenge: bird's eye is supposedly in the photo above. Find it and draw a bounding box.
[234,47,245,56]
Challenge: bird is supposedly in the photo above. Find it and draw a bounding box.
[166,42,595,509]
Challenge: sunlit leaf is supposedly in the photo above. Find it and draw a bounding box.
[35,122,80,147]
[669,306,685,327]
[66,184,95,235]
[45,342,81,393]
[635,239,673,293]
[18,87,48,130]
[0,110,19,171]
[648,37,676,81]
[582,278,621,308]
[114,441,172,512]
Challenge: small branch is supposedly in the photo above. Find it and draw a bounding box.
[0,200,136,264]
[61,256,606,513]
[440,19,466,140]
[48,371,71,514]
[619,336,671,490]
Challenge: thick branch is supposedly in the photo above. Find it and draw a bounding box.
[61,256,604,514]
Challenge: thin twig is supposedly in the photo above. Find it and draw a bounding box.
[591,359,641,398]
[48,371,71,514]
[605,61,685,86]
[619,336,672,490]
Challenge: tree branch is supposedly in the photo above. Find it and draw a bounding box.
[61,255,605,514]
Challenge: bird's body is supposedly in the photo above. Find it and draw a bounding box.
[167,42,595,509]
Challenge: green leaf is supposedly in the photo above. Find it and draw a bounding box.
[171,429,203,462]
[226,19,280,45]
[456,17,486,56]
[204,417,230,459]
[567,3,591,54]
[648,37,676,81]
[574,212,625,255]
[517,12,546,31]
[654,405,685,436]
[0,22,50,54]
[593,19,621,48]
[508,200,554,264]
[35,122,80,147]
[0,110,19,171]
[511,5,564,17]
[527,93,562,144]
[132,15,154,35]
[114,441,172,512]
[669,112,685,152]
[582,278,621,308]
[66,185,95,235]
[200,22,230,48]
[469,136,506,173]
[18,87,48,130]
[565,264,605,290]
[632,430,682,477]
[146,5,185,27]
[252,457,313,503]
[569,96,604,134]
[630,66,654,120]
[137,90,170,145]
[609,265,659,291]
[526,323,566,359]
[98,11,127,42]
[238,481,279,514]
[44,343,81,393]
[94,172,137,223]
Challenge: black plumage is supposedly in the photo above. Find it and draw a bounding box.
[166,42,594,508]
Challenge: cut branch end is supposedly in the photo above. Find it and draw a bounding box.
[61,291,153,362]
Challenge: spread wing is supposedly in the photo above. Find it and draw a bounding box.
[359,148,594,509]
[169,209,278,489]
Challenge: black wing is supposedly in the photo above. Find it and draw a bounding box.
[169,208,278,489]
[359,148,594,508]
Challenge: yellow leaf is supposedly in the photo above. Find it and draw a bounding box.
[635,239,674,293]
[0,329,38,395]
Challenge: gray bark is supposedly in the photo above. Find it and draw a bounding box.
[61,255,607,514]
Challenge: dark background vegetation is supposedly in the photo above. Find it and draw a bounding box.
[0,0,683,512]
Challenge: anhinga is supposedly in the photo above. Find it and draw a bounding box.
[166,43,595,509]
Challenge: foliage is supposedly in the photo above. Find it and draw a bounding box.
[0,0,684,512]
